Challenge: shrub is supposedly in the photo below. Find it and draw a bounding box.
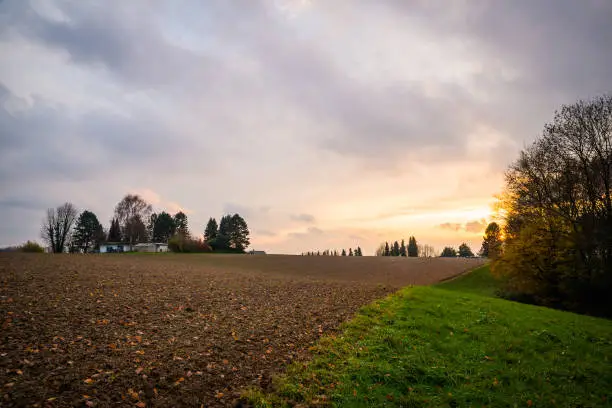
[168,234,212,253]
[20,241,45,253]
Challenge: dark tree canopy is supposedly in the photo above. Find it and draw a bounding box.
[458,243,474,258]
[480,222,502,258]
[440,247,457,257]
[72,210,104,252]
[384,242,390,257]
[204,217,218,242]
[208,214,249,252]
[392,241,400,256]
[107,218,122,242]
[41,202,78,253]
[399,239,407,257]
[494,94,612,316]
[407,236,419,257]
[341,249,347,256]
[229,214,250,252]
[152,212,175,242]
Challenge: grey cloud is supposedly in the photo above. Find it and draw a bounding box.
[5,0,610,170]
[0,84,190,184]
[290,213,315,223]
[0,197,45,211]
[1,1,209,88]
[0,1,481,165]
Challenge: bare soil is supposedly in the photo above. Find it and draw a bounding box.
[0,253,483,407]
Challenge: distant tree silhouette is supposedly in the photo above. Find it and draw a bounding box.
[480,222,502,259]
[458,243,474,257]
[440,247,457,257]
[408,236,419,257]
[400,239,407,257]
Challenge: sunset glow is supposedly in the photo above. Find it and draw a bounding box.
[1,1,610,255]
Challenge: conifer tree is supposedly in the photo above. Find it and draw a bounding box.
[392,241,400,256]
[408,236,419,257]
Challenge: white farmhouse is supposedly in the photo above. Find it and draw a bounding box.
[133,243,169,253]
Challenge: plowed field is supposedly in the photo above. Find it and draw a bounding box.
[0,253,483,407]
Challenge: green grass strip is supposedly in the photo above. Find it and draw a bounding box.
[246,268,612,407]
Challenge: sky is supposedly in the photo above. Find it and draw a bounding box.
[1,0,611,254]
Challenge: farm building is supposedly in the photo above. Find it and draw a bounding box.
[99,243,133,253]
[249,250,267,255]
[133,243,169,253]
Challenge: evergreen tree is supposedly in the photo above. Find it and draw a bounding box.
[384,242,390,256]
[392,241,400,256]
[408,236,419,257]
[356,246,362,256]
[229,213,250,252]
[399,239,407,257]
[72,210,104,252]
[342,249,347,256]
[204,217,218,242]
[108,218,122,242]
[153,211,175,242]
[349,248,353,256]
[212,215,232,250]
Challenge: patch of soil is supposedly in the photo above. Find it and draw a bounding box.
[0,254,482,407]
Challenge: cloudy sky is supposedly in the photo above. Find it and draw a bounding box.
[1,0,611,254]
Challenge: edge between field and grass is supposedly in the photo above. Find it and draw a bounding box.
[243,265,612,407]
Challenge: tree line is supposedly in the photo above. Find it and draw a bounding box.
[489,94,612,317]
[375,237,419,257]
[40,194,250,253]
[440,243,475,258]
[302,247,363,256]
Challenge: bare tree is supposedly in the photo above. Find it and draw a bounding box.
[114,194,152,245]
[418,244,436,258]
[41,202,78,253]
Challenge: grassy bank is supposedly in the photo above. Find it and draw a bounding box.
[434,264,501,297]
[246,266,612,407]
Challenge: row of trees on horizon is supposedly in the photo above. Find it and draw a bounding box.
[301,247,363,256]
[374,237,479,258]
[38,194,250,253]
